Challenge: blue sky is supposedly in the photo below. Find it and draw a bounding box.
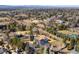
[0,0,79,5]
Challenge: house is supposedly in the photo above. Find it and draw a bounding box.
[37,24,45,29]
[55,20,64,24]
[32,20,40,24]
[36,35,49,46]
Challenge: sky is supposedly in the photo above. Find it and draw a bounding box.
[0,0,79,5]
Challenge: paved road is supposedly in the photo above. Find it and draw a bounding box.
[38,28,63,41]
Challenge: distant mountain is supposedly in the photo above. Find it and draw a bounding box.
[0,5,79,10]
[0,5,53,10]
